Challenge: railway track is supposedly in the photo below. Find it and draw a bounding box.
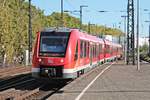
[0,72,72,100]
[0,62,113,100]
[0,66,31,78]
[0,65,72,99]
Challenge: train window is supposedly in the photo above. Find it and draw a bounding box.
[84,41,86,57]
[93,46,94,58]
[106,45,110,54]
[89,43,91,58]
[98,44,100,56]
[96,44,98,57]
[94,44,96,58]
[98,44,101,55]
[112,47,114,54]
[117,48,118,52]
[115,47,117,53]
[83,41,85,57]
[95,45,96,57]
[97,44,99,56]
[96,44,97,57]
[98,44,100,55]
[89,45,92,58]
[105,45,108,53]
[95,44,97,57]
[80,40,85,58]
[80,40,83,58]
[99,44,102,54]
[85,41,87,57]
[39,32,70,57]
[93,45,94,58]
[80,40,88,58]
[74,42,78,60]
[87,42,89,57]
[110,46,113,55]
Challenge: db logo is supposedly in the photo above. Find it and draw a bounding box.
[48,60,53,63]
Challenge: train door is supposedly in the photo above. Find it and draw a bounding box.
[103,40,106,62]
[89,43,93,66]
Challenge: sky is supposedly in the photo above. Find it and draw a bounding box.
[31,0,150,37]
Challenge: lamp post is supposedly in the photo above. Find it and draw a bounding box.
[121,15,127,63]
[61,0,64,27]
[28,0,32,64]
[64,6,88,30]
[80,5,88,30]
[137,0,140,70]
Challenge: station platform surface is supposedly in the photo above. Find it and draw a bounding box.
[48,61,150,100]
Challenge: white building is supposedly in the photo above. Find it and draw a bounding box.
[135,37,149,47]
[104,35,149,47]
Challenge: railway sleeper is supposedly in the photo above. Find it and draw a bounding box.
[15,88,40,100]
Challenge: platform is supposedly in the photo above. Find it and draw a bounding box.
[48,61,150,100]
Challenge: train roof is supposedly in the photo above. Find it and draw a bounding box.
[103,39,122,47]
[41,27,89,34]
[40,27,121,46]
[41,27,73,33]
[75,30,104,44]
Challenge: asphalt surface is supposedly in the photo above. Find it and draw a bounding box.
[48,61,150,100]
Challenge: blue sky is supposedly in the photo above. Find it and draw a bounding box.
[31,0,150,37]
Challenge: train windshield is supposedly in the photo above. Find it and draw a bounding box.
[39,32,70,57]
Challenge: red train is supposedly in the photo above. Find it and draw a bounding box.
[32,28,122,79]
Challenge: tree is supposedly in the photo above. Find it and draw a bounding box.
[0,0,123,64]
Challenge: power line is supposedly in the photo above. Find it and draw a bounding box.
[65,0,78,10]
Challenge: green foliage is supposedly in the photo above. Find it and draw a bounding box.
[140,43,150,62]
[140,43,149,54]
[0,0,123,64]
[0,0,46,63]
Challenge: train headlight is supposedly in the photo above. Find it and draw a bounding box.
[45,69,48,73]
[38,58,42,62]
[60,59,64,63]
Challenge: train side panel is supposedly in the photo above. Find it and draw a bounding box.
[63,30,79,78]
[32,32,41,77]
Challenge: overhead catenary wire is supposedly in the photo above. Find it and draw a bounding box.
[65,0,78,10]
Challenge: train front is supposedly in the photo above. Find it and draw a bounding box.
[32,29,71,79]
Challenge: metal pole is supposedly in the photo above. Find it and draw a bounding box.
[88,22,91,34]
[80,5,88,30]
[124,17,127,63]
[61,0,63,27]
[122,16,127,63]
[80,6,82,30]
[28,0,32,64]
[137,0,140,70]
[149,13,150,56]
